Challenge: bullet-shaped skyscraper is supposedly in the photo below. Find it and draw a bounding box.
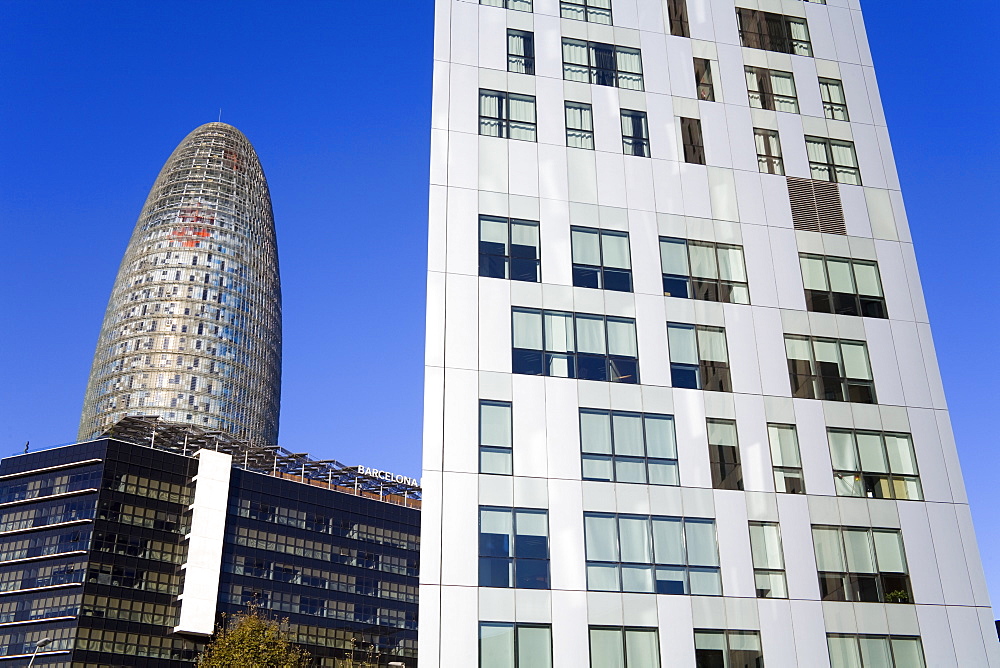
[80,123,281,445]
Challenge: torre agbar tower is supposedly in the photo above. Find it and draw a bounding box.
[79,123,281,445]
[421,0,999,666]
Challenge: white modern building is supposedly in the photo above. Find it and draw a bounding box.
[421,0,999,666]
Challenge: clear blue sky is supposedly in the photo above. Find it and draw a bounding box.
[1,1,997,606]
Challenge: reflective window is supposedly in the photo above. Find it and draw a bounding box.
[589,627,660,668]
[754,128,784,175]
[767,423,805,493]
[481,0,533,11]
[694,630,764,668]
[799,254,887,318]
[680,117,705,164]
[667,324,731,392]
[480,507,550,589]
[707,419,742,490]
[659,237,749,304]
[812,526,912,603]
[745,66,799,113]
[479,215,540,282]
[481,623,553,668]
[563,40,644,90]
[572,227,632,292]
[805,136,862,185]
[580,410,678,486]
[561,0,612,24]
[512,309,639,383]
[481,401,513,475]
[736,8,812,56]
[480,90,537,141]
[828,430,922,500]
[819,78,850,121]
[584,513,721,595]
[749,522,787,598]
[827,634,926,668]
[784,335,875,403]
[667,0,690,36]
[694,58,715,101]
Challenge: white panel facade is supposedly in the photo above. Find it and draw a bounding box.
[422,0,997,666]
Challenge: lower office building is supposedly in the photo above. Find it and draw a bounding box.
[0,417,419,667]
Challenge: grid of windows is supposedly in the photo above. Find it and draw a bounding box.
[749,522,787,598]
[580,410,678,486]
[512,309,639,383]
[589,627,660,668]
[707,419,742,490]
[479,507,550,589]
[621,110,650,157]
[480,401,513,475]
[784,335,876,403]
[800,254,887,318]
[0,498,95,533]
[736,8,812,56]
[481,0,532,11]
[812,526,913,603]
[562,40,644,90]
[667,324,731,392]
[694,58,714,101]
[566,102,595,149]
[680,117,705,164]
[0,467,101,504]
[571,227,632,291]
[583,513,721,595]
[694,630,764,668]
[827,634,926,668]
[754,128,784,175]
[479,215,541,282]
[507,30,535,74]
[767,423,805,493]
[805,136,861,184]
[819,78,850,121]
[481,623,553,668]
[480,90,537,141]
[745,66,799,113]
[659,237,749,303]
[560,0,611,24]
[829,430,922,500]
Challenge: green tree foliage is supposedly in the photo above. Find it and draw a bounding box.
[198,606,310,667]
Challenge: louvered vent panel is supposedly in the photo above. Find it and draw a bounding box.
[786,176,846,235]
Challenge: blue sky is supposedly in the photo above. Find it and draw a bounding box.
[1,1,997,606]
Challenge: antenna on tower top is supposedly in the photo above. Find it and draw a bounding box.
[218,108,223,123]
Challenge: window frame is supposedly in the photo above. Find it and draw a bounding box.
[799,253,887,318]
[749,521,788,599]
[479,89,538,142]
[479,215,541,282]
[666,0,690,37]
[579,409,679,486]
[571,226,633,292]
[588,626,661,668]
[694,58,715,101]
[784,335,876,403]
[480,400,513,476]
[566,102,595,149]
[667,323,732,392]
[560,0,612,24]
[811,525,913,604]
[753,128,784,175]
[507,29,535,75]
[805,136,861,185]
[479,506,551,590]
[480,622,553,668]
[680,117,705,164]
[659,237,750,304]
[828,429,922,501]
[562,39,645,91]
[766,423,805,493]
[480,0,533,11]
[745,66,799,113]
[621,109,650,157]
[819,77,850,121]
[826,634,926,668]
[736,8,813,56]
[707,418,742,491]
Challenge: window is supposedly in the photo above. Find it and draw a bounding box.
[566,102,595,149]
[799,254,887,318]
[479,507,550,589]
[784,335,875,403]
[480,90,537,141]
[707,419,742,490]
[480,623,553,668]
[480,401,512,475]
[694,58,714,101]
[767,423,805,493]
[828,430,922,500]
[827,635,926,668]
[584,513,721,595]
[667,324,731,392]
[512,309,639,383]
[805,136,861,185]
[813,526,912,603]
[659,238,749,304]
[819,78,849,121]
[481,0,532,11]
[590,627,660,668]
[508,30,535,74]
[580,410,679,486]
[621,110,650,157]
[562,40,644,91]
[694,630,764,668]
[572,227,632,291]
[749,522,787,598]
[754,128,784,175]
[479,216,540,282]
[745,66,799,113]
[736,8,812,56]
[561,0,612,24]
[667,0,690,37]
[680,117,705,164]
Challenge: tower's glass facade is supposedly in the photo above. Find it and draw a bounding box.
[79,123,281,445]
